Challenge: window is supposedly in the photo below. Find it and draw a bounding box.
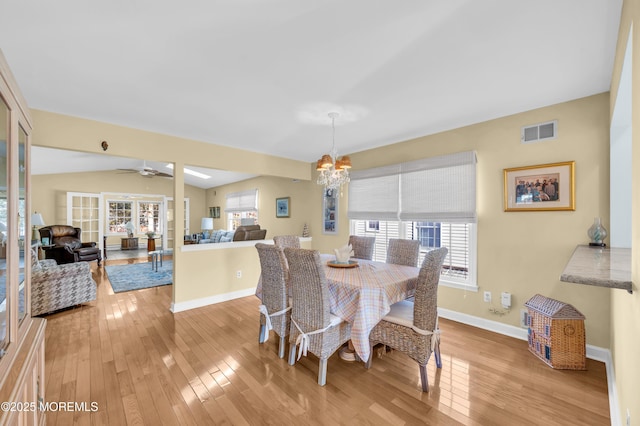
[225,189,258,230]
[413,221,440,248]
[138,201,161,234]
[348,151,477,289]
[352,220,476,288]
[107,201,133,233]
[366,220,380,232]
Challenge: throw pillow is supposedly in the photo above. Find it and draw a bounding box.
[220,236,232,243]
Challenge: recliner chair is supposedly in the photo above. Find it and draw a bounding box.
[232,225,267,241]
[39,225,102,266]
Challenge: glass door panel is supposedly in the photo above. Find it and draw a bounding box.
[0,95,8,349]
[66,192,101,249]
[18,126,26,322]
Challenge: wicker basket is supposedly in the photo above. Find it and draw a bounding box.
[524,294,586,370]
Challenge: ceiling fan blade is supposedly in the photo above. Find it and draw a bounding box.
[116,169,140,174]
[153,171,173,178]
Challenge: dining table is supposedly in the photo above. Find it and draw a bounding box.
[320,254,419,362]
[256,253,420,362]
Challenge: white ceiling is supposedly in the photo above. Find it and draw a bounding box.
[0,0,623,187]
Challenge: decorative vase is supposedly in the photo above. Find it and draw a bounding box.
[587,217,607,247]
[302,223,309,238]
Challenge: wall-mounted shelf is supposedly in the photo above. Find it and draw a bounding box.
[560,245,632,293]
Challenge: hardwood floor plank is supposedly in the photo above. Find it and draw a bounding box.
[39,259,610,425]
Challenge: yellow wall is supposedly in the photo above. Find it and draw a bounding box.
[31,170,206,245]
[610,0,640,420]
[30,110,311,181]
[326,94,612,348]
[206,175,316,238]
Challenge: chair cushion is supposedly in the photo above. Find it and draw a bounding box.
[381,300,414,328]
[76,246,100,256]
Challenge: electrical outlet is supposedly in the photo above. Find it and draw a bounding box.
[501,292,511,309]
[483,291,491,303]
[236,270,242,278]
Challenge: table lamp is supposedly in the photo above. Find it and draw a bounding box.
[31,212,45,241]
[125,221,135,238]
[201,217,213,239]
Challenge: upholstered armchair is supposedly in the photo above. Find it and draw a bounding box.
[31,252,97,316]
[232,225,267,241]
[39,225,102,266]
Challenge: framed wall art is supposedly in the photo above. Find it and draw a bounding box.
[322,188,338,234]
[503,161,575,211]
[276,197,290,218]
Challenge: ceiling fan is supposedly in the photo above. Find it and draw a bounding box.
[117,160,172,178]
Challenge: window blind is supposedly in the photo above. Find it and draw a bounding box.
[347,164,400,220]
[225,189,258,213]
[347,151,476,222]
[399,151,477,222]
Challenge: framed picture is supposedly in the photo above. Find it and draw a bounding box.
[41,237,50,246]
[322,188,338,234]
[209,206,220,218]
[276,197,290,218]
[503,161,575,211]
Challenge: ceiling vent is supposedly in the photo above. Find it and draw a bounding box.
[521,120,557,143]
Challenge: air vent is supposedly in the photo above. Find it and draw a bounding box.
[521,120,557,143]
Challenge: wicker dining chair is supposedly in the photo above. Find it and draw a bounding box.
[255,243,291,358]
[386,238,420,267]
[273,235,301,249]
[348,235,375,260]
[366,247,448,392]
[283,247,352,386]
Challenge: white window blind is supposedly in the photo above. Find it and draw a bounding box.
[347,164,400,220]
[348,151,476,222]
[225,189,258,213]
[400,151,477,223]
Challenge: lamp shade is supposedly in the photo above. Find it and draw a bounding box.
[31,212,45,226]
[201,217,213,230]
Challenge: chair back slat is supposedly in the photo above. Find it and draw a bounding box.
[274,235,301,249]
[348,235,375,260]
[414,247,448,332]
[283,247,330,331]
[256,243,288,313]
[386,238,420,267]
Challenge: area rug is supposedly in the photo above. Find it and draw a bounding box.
[105,261,172,293]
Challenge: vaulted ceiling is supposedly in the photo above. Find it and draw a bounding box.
[0,0,623,187]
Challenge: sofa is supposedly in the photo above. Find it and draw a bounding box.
[31,249,97,316]
[198,230,235,244]
[39,225,102,266]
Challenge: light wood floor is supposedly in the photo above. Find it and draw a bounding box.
[42,259,610,425]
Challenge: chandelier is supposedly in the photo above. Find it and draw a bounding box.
[316,112,351,191]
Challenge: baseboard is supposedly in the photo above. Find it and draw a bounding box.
[170,288,256,313]
[438,307,618,426]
